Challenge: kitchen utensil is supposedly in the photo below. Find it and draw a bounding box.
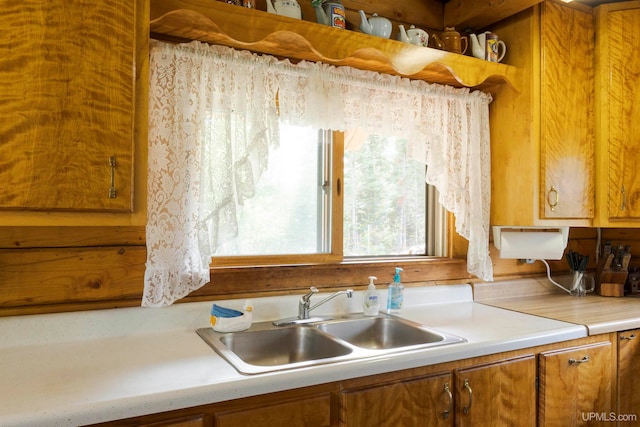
[569,270,595,297]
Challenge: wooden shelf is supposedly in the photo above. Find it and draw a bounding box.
[150,0,521,93]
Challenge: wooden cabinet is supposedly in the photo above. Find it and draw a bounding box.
[339,355,536,427]
[91,335,615,427]
[453,355,536,427]
[214,394,331,427]
[139,415,206,427]
[538,341,614,427]
[490,2,595,226]
[0,0,147,225]
[617,329,640,419]
[340,372,453,426]
[595,1,640,226]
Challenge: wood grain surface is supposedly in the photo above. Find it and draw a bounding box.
[0,0,136,211]
[602,6,640,220]
[540,2,595,220]
[149,0,521,92]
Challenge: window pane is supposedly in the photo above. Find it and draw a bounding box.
[343,133,426,256]
[216,125,328,256]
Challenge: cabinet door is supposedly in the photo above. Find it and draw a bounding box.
[340,372,453,427]
[539,341,613,427]
[140,415,207,427]
[215,394,331,427]
[454,355,536,427]
[540,1,595,220]
[0,0,135,211]
[618,330,640,418]
[596,3,640,223]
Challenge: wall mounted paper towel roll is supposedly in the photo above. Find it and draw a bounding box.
[492,226,569,260]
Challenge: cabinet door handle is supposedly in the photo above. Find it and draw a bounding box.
[547,186,559,211]
[109,156,117,199]
[621,185,627,211]
[568,356,590,365]
[620,334,637,341]
[462,379,473,414]
[442,383,453,420]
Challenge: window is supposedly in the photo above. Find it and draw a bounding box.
[216,126,332,256]
[214,124,446,264]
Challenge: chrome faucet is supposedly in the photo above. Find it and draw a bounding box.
[273,286,354,326]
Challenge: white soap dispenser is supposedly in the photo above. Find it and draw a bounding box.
[363,276,380,316]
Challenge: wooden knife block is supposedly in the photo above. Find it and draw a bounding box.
[597,269,627,297]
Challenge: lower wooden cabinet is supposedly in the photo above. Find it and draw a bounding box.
[538,341,614,427]
[339,355,536,427]
[139,415,206,427]
[339,372,453,426]
[90,336,615,427]
[214,394,331,427]
[618,329,640,422]
[454,355,536,427]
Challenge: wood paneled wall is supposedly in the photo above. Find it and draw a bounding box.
[2,225,639,316]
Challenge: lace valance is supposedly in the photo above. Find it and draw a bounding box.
[144,40,493,307]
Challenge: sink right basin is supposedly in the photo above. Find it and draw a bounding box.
[317,315,463,350]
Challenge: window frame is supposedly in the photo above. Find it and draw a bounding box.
[210,131,455,274]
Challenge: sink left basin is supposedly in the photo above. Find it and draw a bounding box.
[196,325,353,375]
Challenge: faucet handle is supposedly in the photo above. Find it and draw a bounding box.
[302,286,319,303]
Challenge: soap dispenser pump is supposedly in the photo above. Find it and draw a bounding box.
[363,276,380,316]
[386,267,404,313]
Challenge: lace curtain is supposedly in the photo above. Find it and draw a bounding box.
[144,40,493,307]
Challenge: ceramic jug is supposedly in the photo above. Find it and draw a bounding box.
[440,27,468,54]
[397,25,429,47]
[358,11,392,39]
[313,0,346,29]
[470,31,506,62]
[484,33,507,62]
[266,0,302,19]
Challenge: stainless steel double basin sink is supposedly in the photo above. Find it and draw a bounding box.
[196,313,466,374]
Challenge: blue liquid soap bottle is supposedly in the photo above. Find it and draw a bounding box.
[386,267,404,313]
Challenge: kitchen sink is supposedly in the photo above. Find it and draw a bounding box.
[218,326,352,366]
[197,314,465,375]
[316,316,454,350]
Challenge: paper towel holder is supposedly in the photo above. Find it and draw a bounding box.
[492,226,569,260]
[492,226,572,294]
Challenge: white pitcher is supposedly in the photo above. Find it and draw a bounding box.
[266,0,302,19]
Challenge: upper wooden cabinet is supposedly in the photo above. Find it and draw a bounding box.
[595,1,640,226]
[490,1,595,227]
[0,0,147,225]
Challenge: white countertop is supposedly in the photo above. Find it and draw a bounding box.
[0,284,586,426]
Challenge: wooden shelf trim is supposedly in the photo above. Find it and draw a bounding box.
[149,3,521,92]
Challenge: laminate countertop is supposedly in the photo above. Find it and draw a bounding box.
[0,283,586,426]
[475,277,640,335]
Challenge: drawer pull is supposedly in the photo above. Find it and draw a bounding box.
[569,356,590,365]
[442,383,453,420]
[621,334,637,341]
[462,379,473,414]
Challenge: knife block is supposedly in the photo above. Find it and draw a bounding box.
[597,270,627,297]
